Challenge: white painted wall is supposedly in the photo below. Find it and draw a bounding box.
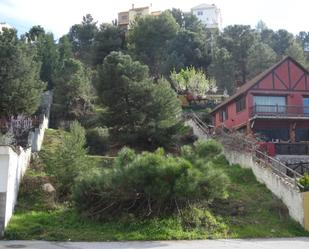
[0,91,52,235]
[32,114,49,152]
[4,146,31,227]
[223,149,304,226]
[191,4,221,29]
[187,119,306,228]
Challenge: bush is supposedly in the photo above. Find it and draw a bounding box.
[181,206,228,235]
[73,140,229,219]
[49,121,89,197]
[193,139,223,159]
[86,127,109,155]
[299,173,309,192]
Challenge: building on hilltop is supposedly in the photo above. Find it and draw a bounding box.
[191,3,222,29]
[0,22,13,33]
[118,4,161,31]
[211,56,309,155]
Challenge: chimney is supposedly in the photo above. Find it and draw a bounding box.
[132,4,134,9]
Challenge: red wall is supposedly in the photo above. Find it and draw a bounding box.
[213,94,250,129]
[213,58,309,130]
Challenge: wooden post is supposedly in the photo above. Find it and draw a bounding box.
[289,122,296,143]
[246,121,252,136]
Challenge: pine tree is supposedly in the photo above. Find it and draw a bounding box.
[97,52,183,146]
[0,29,45,116]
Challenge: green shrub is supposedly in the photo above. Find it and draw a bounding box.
[181,206,228,235]
[181,139,223,164]
[86,127,109,155]
[49,121,89,197]
[73,140,229,219]
[299,173,309,192]
[193,139,222,159]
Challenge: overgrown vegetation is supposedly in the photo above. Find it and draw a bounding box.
[299,173,309,192]
[44,122,90,197]
[74,140,229,218]
[85,127,109,155]
[2,6,309,242]
[0,28,45,116]
[5,131,308,240]
[96,51,184,147]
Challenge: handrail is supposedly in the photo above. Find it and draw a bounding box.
[253,150,304,190]
[250,104,309,117]
[186,112,304,190]
[186,111,212,136]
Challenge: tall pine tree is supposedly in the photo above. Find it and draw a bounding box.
[0,29,45,116]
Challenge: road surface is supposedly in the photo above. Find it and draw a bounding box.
[0,238,309,249]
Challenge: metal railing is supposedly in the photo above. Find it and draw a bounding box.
[253,150,304,190]
[184,111,213,136]
[187,112,305,190]
[250,104,309,117]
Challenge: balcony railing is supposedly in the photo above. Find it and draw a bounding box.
[250,105,309,118]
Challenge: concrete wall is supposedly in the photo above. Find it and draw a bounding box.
[185,120,208,140]
[223,149,304,226]
[32,114,49,152]
[0,91,52,235]
[187,119,309,230]
[3,146,31,227]
[0,145,32,236]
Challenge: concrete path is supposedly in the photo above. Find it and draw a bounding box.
[0,238,309,249]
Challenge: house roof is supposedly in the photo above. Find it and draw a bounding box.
[211,56,307,113]
[191,3,216,10]
[130,6,149,11]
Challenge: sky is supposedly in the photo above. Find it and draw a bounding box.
[0,0,309,39]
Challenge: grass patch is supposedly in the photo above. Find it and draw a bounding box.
[5,132,309,240]
[211,155,308,238]
[5,209,226,241]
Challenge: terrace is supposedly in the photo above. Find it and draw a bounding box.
[250,105,309,119]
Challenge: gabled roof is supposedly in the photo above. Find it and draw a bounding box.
[191,3,216,10]
[211,56,308,113]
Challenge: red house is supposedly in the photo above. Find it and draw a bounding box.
[211,56,309,148]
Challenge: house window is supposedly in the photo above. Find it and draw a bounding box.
[255,128,289,142]
[121,15,128,20]
[236,96,246,113]
[303,97,309,115]
[253,95,286,113]
[219,107,228,122]
[197,11,203,16]
[296,128,309,142]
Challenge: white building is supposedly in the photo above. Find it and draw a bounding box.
[0,22,13,33]
[191,3,222,29]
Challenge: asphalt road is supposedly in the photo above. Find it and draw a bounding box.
[0,238,309,249]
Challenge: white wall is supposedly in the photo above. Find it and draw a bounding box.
[223,149,304,226]
[187,120,306,228]
[4,146,31,227]
[192,7,221,29]
[32,114,49,152]
[0,91,52,235]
